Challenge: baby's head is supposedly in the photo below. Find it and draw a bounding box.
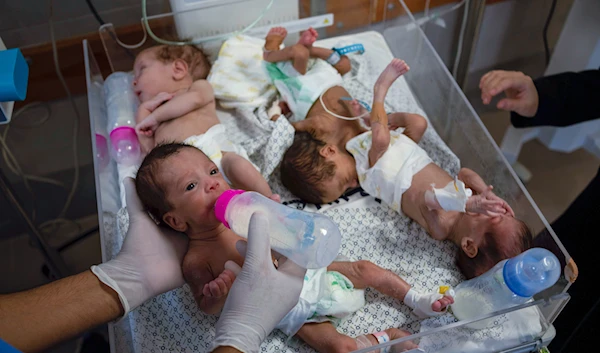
[280,132,359,204]
[455,214,533,279]
[135,143,229,234]
[133,45,211,102]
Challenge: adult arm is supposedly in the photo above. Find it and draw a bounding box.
[512,70,600,127]
[480,69,600,128]
[0,271,122,352]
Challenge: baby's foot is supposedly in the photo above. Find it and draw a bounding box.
[264,27,288,54]
[431,295,454,313]
[374,59,410,102]
[386,328,419,352]
[298,27,318,47]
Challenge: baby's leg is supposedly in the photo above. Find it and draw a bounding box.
[387,112,428,143]
[309,46,351,75]
[328,261,452,313]
[221,152,273,197]
[263,27,310,75]
[297,322,417,353]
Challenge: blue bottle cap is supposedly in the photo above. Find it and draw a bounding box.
[503,248,561,297]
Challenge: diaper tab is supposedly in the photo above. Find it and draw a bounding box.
[432,178,473,212]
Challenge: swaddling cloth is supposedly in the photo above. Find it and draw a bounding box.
[183,124,258,184]
[276,268,365,336]
[265,58,343,122]
[346,129,433,213]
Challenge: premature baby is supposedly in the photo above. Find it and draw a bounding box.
[281,59,532,278]
[132,44,273,197]
[135,143,454,353]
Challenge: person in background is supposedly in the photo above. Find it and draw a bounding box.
[480,68,600,353]
[0,179,306,353]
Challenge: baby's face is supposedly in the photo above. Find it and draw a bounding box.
[133,49,173,102]
[319,152,359,204]
[160,148,230,229]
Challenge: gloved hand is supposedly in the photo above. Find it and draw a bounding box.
[404,287,455,319]
[91,178,188,317]
[210,213,306,353]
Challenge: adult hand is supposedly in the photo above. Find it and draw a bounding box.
[479,70,539,117]
[91,178,188,316]
[211,213,306,353]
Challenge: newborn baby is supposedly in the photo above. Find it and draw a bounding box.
[135,143,454,353]
[281,59,533,278]
[133,44,273,197]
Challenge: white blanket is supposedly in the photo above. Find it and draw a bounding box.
[103,31,540,353]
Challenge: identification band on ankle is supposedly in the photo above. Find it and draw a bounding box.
[326,50,342,65]
[333,43,365,56]
[372,332,391,353]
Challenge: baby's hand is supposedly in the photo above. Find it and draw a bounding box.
[203,269,236,298]
[482,186,515,217]
[141,92,174,112]
[136,115,159,137]
[467,186,513,217]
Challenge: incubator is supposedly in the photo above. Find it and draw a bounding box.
[84,1,576,352]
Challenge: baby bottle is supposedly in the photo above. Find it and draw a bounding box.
[451,247,561,329]
[89,81,110,172]
[104,71,141,166]
[214,190,342,269]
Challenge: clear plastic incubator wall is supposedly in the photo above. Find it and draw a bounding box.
[83,1,576,352]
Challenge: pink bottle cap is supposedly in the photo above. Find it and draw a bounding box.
[109,126,137,148]
[214,189,245,228]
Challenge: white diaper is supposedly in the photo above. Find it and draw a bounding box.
[265,58,343,122]
[183,124,257,184]
[276,268,365,337]
[346,129,433,213]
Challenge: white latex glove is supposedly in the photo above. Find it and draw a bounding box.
[91,178,188,317]
[404,288,455,319]
[210,212,306,353]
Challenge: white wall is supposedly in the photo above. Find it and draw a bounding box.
[545,0,600,75]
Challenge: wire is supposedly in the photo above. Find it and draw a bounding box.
[543,0,558,67]
[141,0,275,46]
[318,89,369,121]
[48,0,81,221]
[452,0,470,79]
[85,0,105,25]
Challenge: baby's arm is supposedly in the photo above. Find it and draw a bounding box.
[387,113,428,143]
[221,152,274,197]
[368,102,390,167]
[184,255,235,315]
[136,80,215,136]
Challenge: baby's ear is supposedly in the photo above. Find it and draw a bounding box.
[172,59,189,80]
[319,145,337,158]
[163,211,187,232]
[461,237,478,258]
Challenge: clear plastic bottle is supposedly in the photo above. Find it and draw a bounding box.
[450,247,561,329]
[214,190,342,269]
[89,81,110,171]
[104,71,141,166]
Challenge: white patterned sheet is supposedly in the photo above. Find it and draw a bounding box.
[102,31,541,353]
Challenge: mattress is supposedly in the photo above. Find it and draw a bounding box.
[97,31,546,353]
